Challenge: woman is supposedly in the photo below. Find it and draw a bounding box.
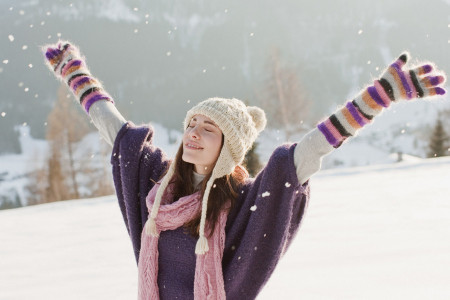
[43,41,446,299]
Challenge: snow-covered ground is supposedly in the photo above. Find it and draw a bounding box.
[1,156,450,300]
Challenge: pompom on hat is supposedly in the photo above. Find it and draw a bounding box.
[145,97,267,254]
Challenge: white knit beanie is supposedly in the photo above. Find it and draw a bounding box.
[145,97,267,254]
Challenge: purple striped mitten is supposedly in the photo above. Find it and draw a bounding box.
[318,52,447,148]
[43,41,114,113]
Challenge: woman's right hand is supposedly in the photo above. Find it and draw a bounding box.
[42,40,114,113]
[44,41,80,79]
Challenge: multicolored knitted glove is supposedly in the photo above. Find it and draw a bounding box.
[43,41,114,113]
[318,52,447,148]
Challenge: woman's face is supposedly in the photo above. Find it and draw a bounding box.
[182,114,223,175]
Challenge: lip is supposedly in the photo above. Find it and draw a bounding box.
[184,142,204,150]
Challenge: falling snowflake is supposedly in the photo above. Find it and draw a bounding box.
[231,245,235,251]
[249,32,254,37]
[22,45,28,50]
[134,29,138,33]
[46,11,51,16]
[145,14,149,18]
[250,205,257,211]
[166,51,171,56]
[133,7,138,11]
[8,35,14,42]
[24,87,29,92]
[202,69,207,73]
[41,21,45,26]
[263,233,267,237]
[213,184,216,188]
[262,191,270,197]
[1,112,6,117]
[358,29,363,35]
[367,60,371,65]
[28,64,33,69]
[19,10,25,15]
[22,122,27,126]
[285,182,291,188]
[57,33,62,37]
[254,247,258,251]
[2,60,8,64]
[29,24,34,28]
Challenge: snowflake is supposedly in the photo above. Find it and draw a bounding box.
[262,191,270,197]
[250,205,257,211]
[285,182,291,188]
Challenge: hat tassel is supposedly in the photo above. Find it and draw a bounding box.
[195,235,209,255]
[145,217,159,237]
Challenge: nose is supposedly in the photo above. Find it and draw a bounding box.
[190,126,200,139]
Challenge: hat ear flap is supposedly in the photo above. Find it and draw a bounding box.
[211,143,236,179]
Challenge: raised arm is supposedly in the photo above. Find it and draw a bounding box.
[294,52,447,184]
[43,41,126,147]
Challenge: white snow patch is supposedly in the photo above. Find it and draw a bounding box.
[262,191,270,198]
[1,157,450,299]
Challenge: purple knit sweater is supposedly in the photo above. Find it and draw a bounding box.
[111,122,311,299]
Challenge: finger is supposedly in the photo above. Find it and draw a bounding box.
[412,64,433,76]
[390,52,409,69]
[423,87,446,98]
[45,48,61,61]
[421,75,446,88]
[435,87,446,95]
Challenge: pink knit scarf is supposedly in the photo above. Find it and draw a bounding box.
[138,183,228,300]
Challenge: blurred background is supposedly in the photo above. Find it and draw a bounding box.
[1,2,450,299]
[0,0,449,208]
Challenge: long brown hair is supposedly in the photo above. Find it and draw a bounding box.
[164,143,248,238]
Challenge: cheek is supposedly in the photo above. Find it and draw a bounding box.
[210,135,222,155]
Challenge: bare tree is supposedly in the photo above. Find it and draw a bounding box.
[256,48,311,140]
[45,84,90,201]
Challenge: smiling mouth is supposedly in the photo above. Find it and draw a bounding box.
[185,143,203,150]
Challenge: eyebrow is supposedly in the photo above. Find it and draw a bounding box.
[192,118,218,128]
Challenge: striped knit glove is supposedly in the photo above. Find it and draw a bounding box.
[43,41,114,113]
[317,52,447,148]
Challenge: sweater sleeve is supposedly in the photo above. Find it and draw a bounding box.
[222,143,310,299]
[293,127,334,185]
[89,100,127,147]
[111,121,171,263]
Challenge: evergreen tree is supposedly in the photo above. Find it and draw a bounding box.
[244,142,262,177]
[427,118,449,158]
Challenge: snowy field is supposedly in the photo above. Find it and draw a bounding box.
[1,156,450,300]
